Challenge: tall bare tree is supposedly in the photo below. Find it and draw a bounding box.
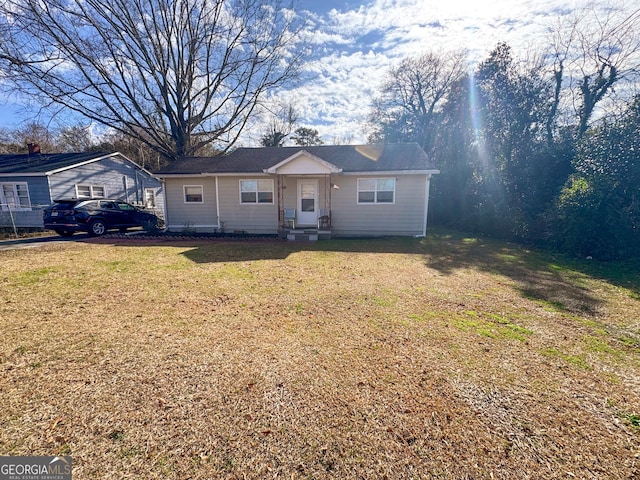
[367,50,467,153]
[0,0,305,161]
[548,3,640,138]
[57,124,96,153]
[8,122,60,153]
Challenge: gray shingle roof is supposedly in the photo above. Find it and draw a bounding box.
[156,143,436,175]
[0,152,114,175]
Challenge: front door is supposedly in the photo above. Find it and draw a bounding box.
[297,179,318,226]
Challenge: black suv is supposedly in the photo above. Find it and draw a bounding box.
[43,199,159,237]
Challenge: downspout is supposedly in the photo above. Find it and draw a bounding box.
[160,178,169,231]
[134,169,140,204]
[277,174,282,228]
[419,174,432,238]
[123,176,129,202]
[46,175,52,203]
[215,176,221,231]
[327,174,332,226]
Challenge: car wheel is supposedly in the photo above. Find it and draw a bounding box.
[142,218,159,234]
[89,220,107,236]
[54,229,74,237]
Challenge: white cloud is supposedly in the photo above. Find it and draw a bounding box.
[269,0,639,146]
[2,0,637,146]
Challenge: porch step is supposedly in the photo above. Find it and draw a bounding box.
[287,233,318,242]
[285,228,331,242]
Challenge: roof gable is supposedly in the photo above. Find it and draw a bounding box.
[264,150,342,174]
[0,151,153,177]
[0,151,113,175]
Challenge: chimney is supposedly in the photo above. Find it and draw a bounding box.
[27,143,41,155]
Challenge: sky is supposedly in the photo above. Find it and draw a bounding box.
[256,0,638,146]
[0,0,636,146]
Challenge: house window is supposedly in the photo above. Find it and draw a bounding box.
[184,185,203,203]
[357,178,395,204]
[76,184,105,198]
[0,183,31,210]
[144,188,156,208]
[240,179,273,204]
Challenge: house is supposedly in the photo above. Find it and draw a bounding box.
[0,150,164,228]
[156,143,439,239]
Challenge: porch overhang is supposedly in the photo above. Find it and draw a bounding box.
[263,150,343,175]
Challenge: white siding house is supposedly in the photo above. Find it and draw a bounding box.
[156,143,439,239]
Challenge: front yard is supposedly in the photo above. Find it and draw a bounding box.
[1,232,639,478]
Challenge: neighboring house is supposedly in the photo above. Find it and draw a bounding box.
[0,150,164,228]
[156,143,439,239]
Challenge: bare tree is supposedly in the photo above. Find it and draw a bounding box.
[57,124,96,153]
[259,102,298,147]
[548,2,640,138]
[0,0,305,161]
[8,122,60,153]
[367,50,467,153]
[0,128,21,153]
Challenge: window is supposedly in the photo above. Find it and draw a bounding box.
[0,183,31,210]
[184,185,203,203]
[240,179,273,204]
[357,178,395,204]
[144,189,156,208]
[76,184,105,198]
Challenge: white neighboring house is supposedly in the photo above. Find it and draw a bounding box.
[156,143,439,239]
[0,150,164,228]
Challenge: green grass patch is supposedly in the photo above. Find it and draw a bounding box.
[621,412,640,429]
[618,333,640,349]
[99,260,131,272]
[450,311,533,341]
[215,263,255,280]
[407,311,449,323]
[541,347,592,370]
[12,267,58,285]
[583,335,622,358]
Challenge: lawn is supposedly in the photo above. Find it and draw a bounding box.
[1,231,639,479]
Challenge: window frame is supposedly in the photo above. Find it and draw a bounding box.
[183,185,204,204]
[144,188,156,208]
[0,182,32,211]
[76,184,106,199]
[239,179,274,205]
[357,177,396,204]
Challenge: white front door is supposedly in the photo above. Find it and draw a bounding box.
[297,179,318,226]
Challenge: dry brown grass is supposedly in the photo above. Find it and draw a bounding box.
[1,231,639,479]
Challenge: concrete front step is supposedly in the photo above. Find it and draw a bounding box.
[285,229,331,241]
[287,233,318,242]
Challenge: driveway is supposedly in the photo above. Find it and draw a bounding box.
[0,234,90,251]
